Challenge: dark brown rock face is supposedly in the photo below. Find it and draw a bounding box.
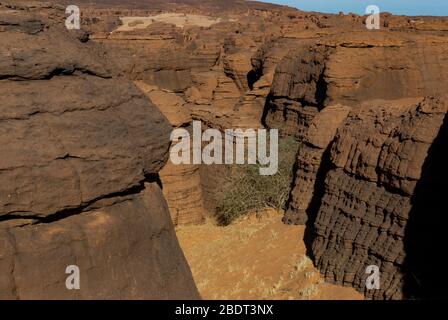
[0,76,171,218]
[0,183,199,299]
[284,96,448,299]
[263,44,327,137]
[283,104,351,225]
[0,1,199,299]
[311,97,448,299]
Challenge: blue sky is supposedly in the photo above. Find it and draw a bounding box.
[260,0,448,16]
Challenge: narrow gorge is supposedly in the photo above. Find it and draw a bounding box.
[1,0,447,300]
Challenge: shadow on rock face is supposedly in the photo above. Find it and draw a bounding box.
[403,112,448,299]
[247,68,262,91]
[300,141,334,262]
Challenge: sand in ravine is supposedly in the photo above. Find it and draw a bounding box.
[177,210,363,300]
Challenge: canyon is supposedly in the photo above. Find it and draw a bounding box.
[0,0,447,299]
[170,121,279,176]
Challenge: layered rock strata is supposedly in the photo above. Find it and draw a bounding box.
[283,104,351,225]
[251,9,448,299]
[311,97,448,299]
[0,1,199,299]
[6,0,447,300]
[135,81,205,225]
[284,96,448,299]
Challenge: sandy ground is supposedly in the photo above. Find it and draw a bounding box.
[115,14,225,32]
[176,210,363,300]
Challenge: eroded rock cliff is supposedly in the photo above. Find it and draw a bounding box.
[2,0,447,300]
[75,0,448,299]
[0,1,199,299]
[271,28,448,298]
[309,97,447,299]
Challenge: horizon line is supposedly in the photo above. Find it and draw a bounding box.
[254,0,448,17]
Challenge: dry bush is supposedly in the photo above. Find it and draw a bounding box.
[215,136,299,225]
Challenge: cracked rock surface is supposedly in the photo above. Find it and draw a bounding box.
[0,1,199,299]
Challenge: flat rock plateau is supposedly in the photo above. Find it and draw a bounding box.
[0,0,447,299]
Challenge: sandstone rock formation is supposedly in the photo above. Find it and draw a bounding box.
[135,81,205,225]
[0,1,199,299]
[80,2,448,299]
[284,104,351,225]
[245,9,448,299]
[2,0,447,300]
[264,32,448,137]
[274,36,448,299]
[310,97,447,299]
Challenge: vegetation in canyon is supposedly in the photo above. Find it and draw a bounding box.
[215,136,300,225]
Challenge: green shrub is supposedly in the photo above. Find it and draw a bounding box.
[215,136,299,225]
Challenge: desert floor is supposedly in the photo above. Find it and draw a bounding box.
[177,210,363,300]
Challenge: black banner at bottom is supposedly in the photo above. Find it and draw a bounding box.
[0,300,441,319]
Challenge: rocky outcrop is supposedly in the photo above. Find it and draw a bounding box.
[264,32,448,136]
[135,81,205,226]
[5,0,447,300]
[263,44,327,137]
[256,10,448,299]
[0,1,199,299]
[284,104,351,225]
[0,183,199,299]
[284,96,448,299]
[311,97,448,299]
